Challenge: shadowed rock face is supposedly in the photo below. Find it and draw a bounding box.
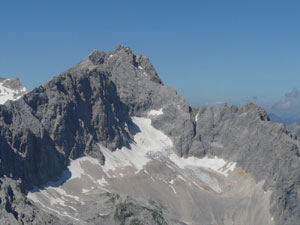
[0,177,71,225]
[0,46,299,224]
[0,70,132,187]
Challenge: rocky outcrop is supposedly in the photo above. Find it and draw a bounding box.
[0,177,70,225]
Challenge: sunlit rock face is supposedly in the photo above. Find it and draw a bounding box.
[0,46,299,225]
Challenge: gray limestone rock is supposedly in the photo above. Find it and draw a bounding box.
[0,46,300,225]
[0,177,71,225]
[2,78,26,92]
[0,70,132,188]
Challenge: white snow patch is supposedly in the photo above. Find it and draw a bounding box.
[100,117,172,174]
[0,81,27,104]
[27,156,109,217]
[169,185,177,194]
[137,65,148,76]
[42,190,66,206]
[194,170,222,193]
[144,170,155,181]
[169,154,236,177]
[177,175,187,182]
[49,186,80,201]
[195,113,199,122]
[27,191,79,221]
[82,189,89,194]
[67,158,87,179]
[148,108,163,116]
[99,116,236,196]
[192,181,204,191]
[97,177,108,186]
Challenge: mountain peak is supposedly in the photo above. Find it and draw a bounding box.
[0,77,27,104]
[66,46,163,85]
[114,44,132,51]
[1,47,299,225]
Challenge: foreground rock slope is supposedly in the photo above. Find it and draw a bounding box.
[0,46,299,225]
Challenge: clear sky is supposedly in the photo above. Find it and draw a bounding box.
[0,0,299,107]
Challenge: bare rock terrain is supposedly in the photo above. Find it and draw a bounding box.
[0,46,299,225]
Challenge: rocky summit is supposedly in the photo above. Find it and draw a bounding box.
[0,46,300,225]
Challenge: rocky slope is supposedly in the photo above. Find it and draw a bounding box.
[0,46,299,224]
[0,177,71,225]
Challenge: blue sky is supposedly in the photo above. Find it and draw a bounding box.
[0,1,299,107]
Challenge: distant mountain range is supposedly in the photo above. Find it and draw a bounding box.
[0,78,27,104]
[268,88,300,125]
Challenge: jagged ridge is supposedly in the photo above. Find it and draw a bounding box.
[0,46,299,224]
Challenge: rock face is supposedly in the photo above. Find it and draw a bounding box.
[0,46,300,224]
[0,78,27,104]
[0,70,131,187]
[0,177,71,225]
